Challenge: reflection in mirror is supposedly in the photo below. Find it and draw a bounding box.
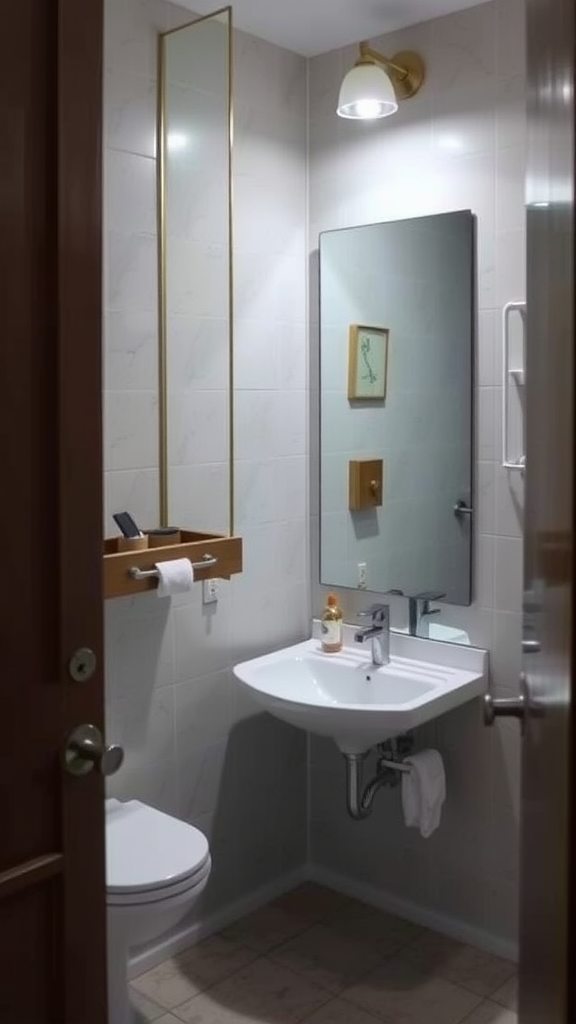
[320,211,474,605]
[158,8,232,534]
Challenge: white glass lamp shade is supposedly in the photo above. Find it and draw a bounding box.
[337,62,398,119]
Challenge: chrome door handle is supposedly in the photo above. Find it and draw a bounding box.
[483,674,528,733]
[453,501,473,517]
[63,723,124,777]
[522,639,541,654]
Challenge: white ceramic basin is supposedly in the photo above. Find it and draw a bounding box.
[233,632,487,754]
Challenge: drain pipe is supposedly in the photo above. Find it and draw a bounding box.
[344,747,412,820]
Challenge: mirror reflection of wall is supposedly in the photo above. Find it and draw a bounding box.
[160,11,232,534]
[320,211,474,604]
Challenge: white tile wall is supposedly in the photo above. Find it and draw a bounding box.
[103,0,309,941]
[309,0,525,949]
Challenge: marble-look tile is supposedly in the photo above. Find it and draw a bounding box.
[104,70,156,158]
[272,884,352,923]
[221,903,313,954]
[402,931,515,997]
[104,309,158,392]
[302,996,382,1023]
[131,936,257,1010]
[104,389,158,472]
[131,986,167,1022]
[491,974,518,1011]
[104,0,166,77]
[104,467,159,535]
[105,230,157,312]
[104,149,157,237]
[324,901,422,957]
[494,536,523,613]
[345,956,482,1024]
[174,670,234,753]
[172,957,332,1024]
[270,923,383,994]
[428,3,497,93]
[462,999,517,1023]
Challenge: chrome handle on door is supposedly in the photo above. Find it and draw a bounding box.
[453,501,473,517]
[483,674,528,734]
[64,724,124,777]
[522,639,541,654]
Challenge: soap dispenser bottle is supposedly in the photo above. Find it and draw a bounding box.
[321,593,343,653]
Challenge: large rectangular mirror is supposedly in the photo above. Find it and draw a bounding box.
[158,8,233,534]
[319,210,474,604]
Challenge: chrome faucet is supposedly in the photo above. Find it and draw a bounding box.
[354,604,390,666]
[385,588,445,637]
[407,591,445,636]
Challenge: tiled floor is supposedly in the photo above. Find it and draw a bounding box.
[129,884,518,1024]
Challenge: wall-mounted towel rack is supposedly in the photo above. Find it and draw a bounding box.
[502,300,526,472]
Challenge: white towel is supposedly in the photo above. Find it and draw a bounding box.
[401,749,446,838]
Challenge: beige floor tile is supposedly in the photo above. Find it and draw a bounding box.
[272,884,352,923]
[172,956,333,1024]
[461,999,517,1023]
[344,956,483,1024]
[131,987,167,1022]
[301,995,383,1023]
[324,901,421,957]
[131,935,257,1010]
[221,903,313,953]
[156,1017,189,1024]
[402,931,515,996]
[270,923,383,993]
[491,975,518,1011]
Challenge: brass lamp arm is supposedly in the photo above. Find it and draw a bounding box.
[358,43,409,80]
[356,43,425,101]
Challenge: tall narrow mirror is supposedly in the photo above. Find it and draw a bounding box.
[158,8,233,533]
[320,211,474,604]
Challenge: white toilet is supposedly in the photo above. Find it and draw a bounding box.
[106,798,211,1024]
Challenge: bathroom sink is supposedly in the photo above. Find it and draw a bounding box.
[233,631,487,754]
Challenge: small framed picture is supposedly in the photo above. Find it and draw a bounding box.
[347,324,389,400]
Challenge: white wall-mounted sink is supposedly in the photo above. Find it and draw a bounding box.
[233,628,488,754]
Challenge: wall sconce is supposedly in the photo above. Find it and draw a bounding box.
[337,43,425,120]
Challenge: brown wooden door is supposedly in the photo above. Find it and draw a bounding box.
[0,1,107,1022]
[519,0,575,1020]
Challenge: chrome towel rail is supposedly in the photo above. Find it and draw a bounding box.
[128,553,217,581]
[502,300,526,471]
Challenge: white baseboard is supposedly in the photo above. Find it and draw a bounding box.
[128,866,307,978]
[308,865,519,963]
[128,861,518,977]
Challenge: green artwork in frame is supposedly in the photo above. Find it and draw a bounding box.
[347,324,389,400]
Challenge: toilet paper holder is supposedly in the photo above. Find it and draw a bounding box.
[129,553,217,581]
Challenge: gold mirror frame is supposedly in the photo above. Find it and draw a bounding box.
[156,7,234,533]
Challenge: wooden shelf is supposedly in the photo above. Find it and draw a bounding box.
[103,530,243,600]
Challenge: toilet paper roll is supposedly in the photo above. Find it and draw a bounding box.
[156,558,194,597]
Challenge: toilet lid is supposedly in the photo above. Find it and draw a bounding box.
[106,799,210,895]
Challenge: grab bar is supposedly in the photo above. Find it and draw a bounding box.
[502,301,526,471]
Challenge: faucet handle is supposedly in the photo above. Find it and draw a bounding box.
[358,603,389,624]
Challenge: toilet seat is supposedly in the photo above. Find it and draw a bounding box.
[106,799,210,903]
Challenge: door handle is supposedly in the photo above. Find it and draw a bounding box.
[63,724,124,777]
[522,639,541,654]
[483,674,528,734]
